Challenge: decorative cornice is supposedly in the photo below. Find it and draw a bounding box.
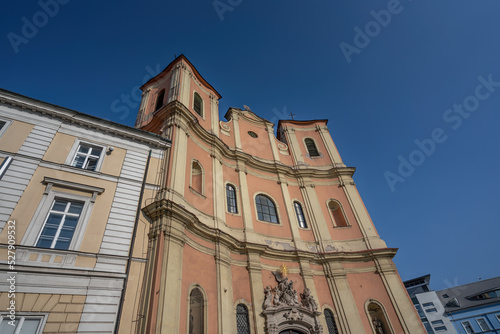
[0,89,170,149]
[156,101,356,180]
[142,199,398,264]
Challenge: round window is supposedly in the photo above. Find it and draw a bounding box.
[248,131,258,138]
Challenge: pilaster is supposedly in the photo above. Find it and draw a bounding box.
[157,218,186,333]
[247,252,265,333]
[211,152,225,228]
[323,262,365,334]
[237,166,255,235]
[277,175,303,250]
[215,242,236,333]
[266,124,280,162]
[299,181,331,247]
[374,258,426,334]
[179,63,190,108]
[210,93,220,136]
[316,126,343,165]
[232,112,242,150]
[283,127,304,165]
[339,181,387,250]
[169,125,188,197]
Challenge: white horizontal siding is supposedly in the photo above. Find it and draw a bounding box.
[0,156,38,233]
[17,125,56,159]
[98,149,148,259]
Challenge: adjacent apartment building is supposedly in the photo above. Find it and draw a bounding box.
[1,55,426,333]
[405,275,500,334]
[0,89,170,333]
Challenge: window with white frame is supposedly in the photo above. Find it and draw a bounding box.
[461,321,475,334]
[22,177,104,251]
[476,318,490,331]
[35,199,84,250]
[0,118,12,138]
[70,143,104,171]
[0,314,46,333]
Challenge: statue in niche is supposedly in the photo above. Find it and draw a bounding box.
[372,317,385,334]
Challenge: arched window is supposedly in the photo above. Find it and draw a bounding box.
[324,309,339,334]
[305,138,319,157]
[194,92,203,117]
[328,200,348,227]
[366,301,393,334]
[155,89,165,111]
[293,201,307,228]
[236,304,250,334]
[191,161,203,194]
[226,184,238,213]
[255,194,278,224]
[189,288,204,334]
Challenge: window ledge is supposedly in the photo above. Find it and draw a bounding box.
[189,186,206,199]
[256,219,282,226]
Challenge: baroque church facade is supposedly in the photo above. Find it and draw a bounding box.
[131,55,424,334]
[0,55,424,334]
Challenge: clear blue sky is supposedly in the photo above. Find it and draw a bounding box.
[2,0,499,291]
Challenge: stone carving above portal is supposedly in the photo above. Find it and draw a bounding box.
[262,265,323,334]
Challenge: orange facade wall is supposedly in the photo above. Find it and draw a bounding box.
[231,265,252,304]
[184,138,214,216]
[238,119,274,161]
[246,173,293,239]
[313,275,335,310]
[223,164,244,229]
[180,245,218,334]
[315,184,364,241]
[189,78,212,131]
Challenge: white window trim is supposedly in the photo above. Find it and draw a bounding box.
[253,192,282,225]
[65,139,107,172]
[292,199,310,230]
[326,199,351,228]
[461,321,475,334]
[476,317,490,331]
[22,177,104,251]
[225,182,240,216]
[0,313,48,334]
[0,117,13,138]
